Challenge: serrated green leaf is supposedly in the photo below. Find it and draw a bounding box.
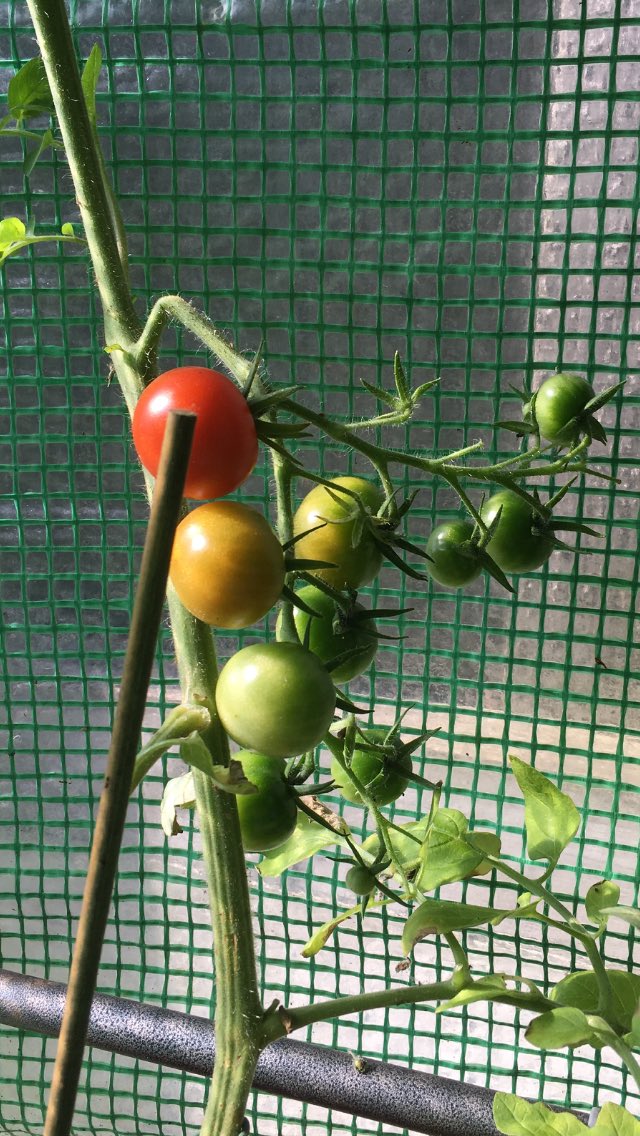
[509,755,580,864]
[8,57,55,120]
[402,898,503,955]
[597,904,640,929]
[551,970,640,1033]
[594,1103,640,1136]
[0,216,26,247]
[259,812,346,878]
[493,1093,587,1136]
[23,127,54,176]
[525,1006,594,1051]
[416,809,500,892]
[81,44,103,128]
[302,904,363,957]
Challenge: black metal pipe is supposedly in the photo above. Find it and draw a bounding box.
[0,969,586,1135]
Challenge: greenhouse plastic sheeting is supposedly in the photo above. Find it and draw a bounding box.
[0,1,638,1134]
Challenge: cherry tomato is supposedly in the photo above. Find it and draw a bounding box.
[216,642,336,759]
[425,520,481,588]
[345,864,376,896]
[534,373,595,446]
[132,366,258,499]
[481,490,554,574]
[234,750,298,853]
[170,502,284,628]
[292,476,384,590]
[276,585,378,683]
[330,727,412,807]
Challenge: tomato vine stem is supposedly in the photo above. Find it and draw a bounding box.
[27,6,267,1135]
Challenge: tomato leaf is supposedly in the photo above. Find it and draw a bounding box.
[402,898,504,955]
[258,812,347,878]
[81,44,103,128]
[550,969,640,1033]
[597,904,640,929]
[585,880,621,927]
[8,57,55,120]
[509,754,580,864]
[493,1092,588,1136]
[593,1103,640,1136]
[416,808,500,892]
[525,1006,595,1051]
[438,974,509,1013]
[23,127,55,176]
[301,905,365,957]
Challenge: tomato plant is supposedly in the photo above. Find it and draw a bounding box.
[330,726,412,806]
[132,366,258,499]
[481,490,554,574]
[277,584,377,683]
[292,476,384,590]
[7,30,635,1136]
[234,751,298,853]
[215,642,337,758]
[533,372,595,447]
[169,501,284,628]
[425,520,482,589]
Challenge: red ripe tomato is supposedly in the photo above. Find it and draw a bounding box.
[132,367,258,499]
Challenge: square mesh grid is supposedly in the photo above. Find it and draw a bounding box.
[0,1,639,1133]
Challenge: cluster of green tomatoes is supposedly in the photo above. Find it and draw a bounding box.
[132,365,607,866]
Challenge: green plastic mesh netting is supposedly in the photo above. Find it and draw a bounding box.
[1,1,639,1133]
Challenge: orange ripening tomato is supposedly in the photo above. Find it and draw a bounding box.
[170,501,284,628]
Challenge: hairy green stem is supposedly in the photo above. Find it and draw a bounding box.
[481,853,619,1029]
[266,980,455,1040]
[26,0,141,347]
[604,1033,640,1096]
[27,8,265,1133]
[281,398,588,488]
[135,295,253,384]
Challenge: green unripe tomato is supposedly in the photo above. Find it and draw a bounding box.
[234,750,298,853]
[277,585,378,684]
[534,373,595,446]
[345,864,376,896]
[331,727,412,807]
[292,476,384,590]
[481,490,554,574]
[216,642,336,759]
[425,520,481,589]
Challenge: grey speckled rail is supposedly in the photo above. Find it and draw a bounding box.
[0,969,586,1135]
